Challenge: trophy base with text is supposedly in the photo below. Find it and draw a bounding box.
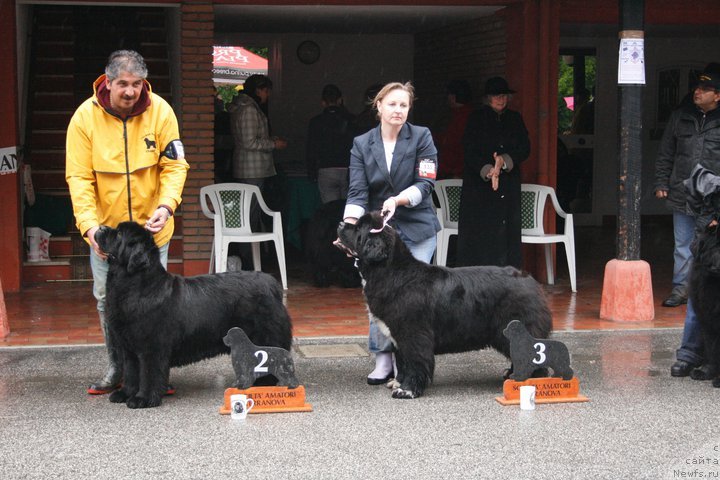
[219,386,313,415]
[495,377,589,406]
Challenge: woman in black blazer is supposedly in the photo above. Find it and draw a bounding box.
[343,82,441,384]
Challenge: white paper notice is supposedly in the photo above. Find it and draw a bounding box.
[0,146,18,175]
[618,38,645,85]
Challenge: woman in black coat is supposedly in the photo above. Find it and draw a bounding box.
[456,77,530,268]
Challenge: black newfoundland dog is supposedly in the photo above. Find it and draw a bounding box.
[689,225,720,386]
[336,212,553,399]
[95,222,293,409]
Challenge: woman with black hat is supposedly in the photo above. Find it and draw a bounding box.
[456,76,530,268]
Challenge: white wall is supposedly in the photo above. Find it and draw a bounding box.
[215,32,414,174]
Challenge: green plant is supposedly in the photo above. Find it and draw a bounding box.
[216,85,239,110]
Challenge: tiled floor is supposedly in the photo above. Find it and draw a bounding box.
[0,222,688,346]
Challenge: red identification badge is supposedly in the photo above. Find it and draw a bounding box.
[418,159,437,179]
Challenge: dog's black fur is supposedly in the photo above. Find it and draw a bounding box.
[689,225,720,386]
[336,212,553,399]
[303,199,361,288]
[223,327,299,389]
[95,222,293,408]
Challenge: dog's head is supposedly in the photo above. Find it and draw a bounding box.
[223,327,252,348]
[693,224,720,276]
[335,211,395,263]
[94,221,159,274]
[503,320,526,339]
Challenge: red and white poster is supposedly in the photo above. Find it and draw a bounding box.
[212,46,268,85]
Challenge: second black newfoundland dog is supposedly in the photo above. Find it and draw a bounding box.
[689,225,720,386]
[95,222,293,409]
[336,212,552,399]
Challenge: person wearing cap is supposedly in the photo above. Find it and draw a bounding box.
[655,69,720,377]
[657,64,720,311]
[456,76,530,268]
[306,84,356,203]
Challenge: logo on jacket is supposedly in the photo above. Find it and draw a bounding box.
[143,136,157,151]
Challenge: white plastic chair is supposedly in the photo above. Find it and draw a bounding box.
[200,183,287,289]
[520,183,576,292]
[434,179,463,267]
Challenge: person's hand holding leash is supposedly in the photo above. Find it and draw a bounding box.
[145,206,172,233]
[381,197,397,223]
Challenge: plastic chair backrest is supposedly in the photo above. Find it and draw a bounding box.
[521,184,565,236]
[435,179,463,227]
[201,183,264,235]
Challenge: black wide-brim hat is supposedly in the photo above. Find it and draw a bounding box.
[484,76,516,95]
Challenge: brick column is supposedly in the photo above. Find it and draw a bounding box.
[503,0,560,279]
[180,1,215,276]
[0,0,21,292]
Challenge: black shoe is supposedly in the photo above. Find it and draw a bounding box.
[662,293,687,307]
[671,360,697,377]
[367,372,394,385]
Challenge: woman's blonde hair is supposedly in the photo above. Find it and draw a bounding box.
[373,82,415,116]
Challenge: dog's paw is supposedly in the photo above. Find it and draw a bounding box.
[391,387,417,399]
[386,378,400,390]
[126,395,162,409]
[712,378,720,388]
[109,390,129,404]
[690,365,714,381]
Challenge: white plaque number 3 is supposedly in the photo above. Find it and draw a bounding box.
[532,342,547,365]
[254,350,269,373]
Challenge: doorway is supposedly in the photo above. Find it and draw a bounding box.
[557,48,596,214]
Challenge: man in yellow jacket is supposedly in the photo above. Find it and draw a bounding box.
[66,50,189,395]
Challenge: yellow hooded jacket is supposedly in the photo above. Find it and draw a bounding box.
[66,75,189,247]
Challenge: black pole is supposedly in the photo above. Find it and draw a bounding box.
[617,0,644,260]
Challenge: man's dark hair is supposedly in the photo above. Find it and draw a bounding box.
[322,84,342,104]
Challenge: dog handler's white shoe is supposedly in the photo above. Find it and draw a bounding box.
[368,352,394,385]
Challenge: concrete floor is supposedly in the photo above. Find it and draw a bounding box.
[1,329,718,479]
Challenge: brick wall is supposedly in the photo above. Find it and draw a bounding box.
[180,1,215,275]
[413,14,506,127]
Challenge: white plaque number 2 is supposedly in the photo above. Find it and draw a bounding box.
[532,342,547,365]
[254,350,269,373]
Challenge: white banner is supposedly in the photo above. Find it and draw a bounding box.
[0,146,18,175]
[618,38,646,85]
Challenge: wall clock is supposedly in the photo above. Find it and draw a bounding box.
[297,40,321,65]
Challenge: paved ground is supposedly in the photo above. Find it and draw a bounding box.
[0,329,718,479]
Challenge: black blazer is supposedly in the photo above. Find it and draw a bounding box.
[346,122,441,242]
